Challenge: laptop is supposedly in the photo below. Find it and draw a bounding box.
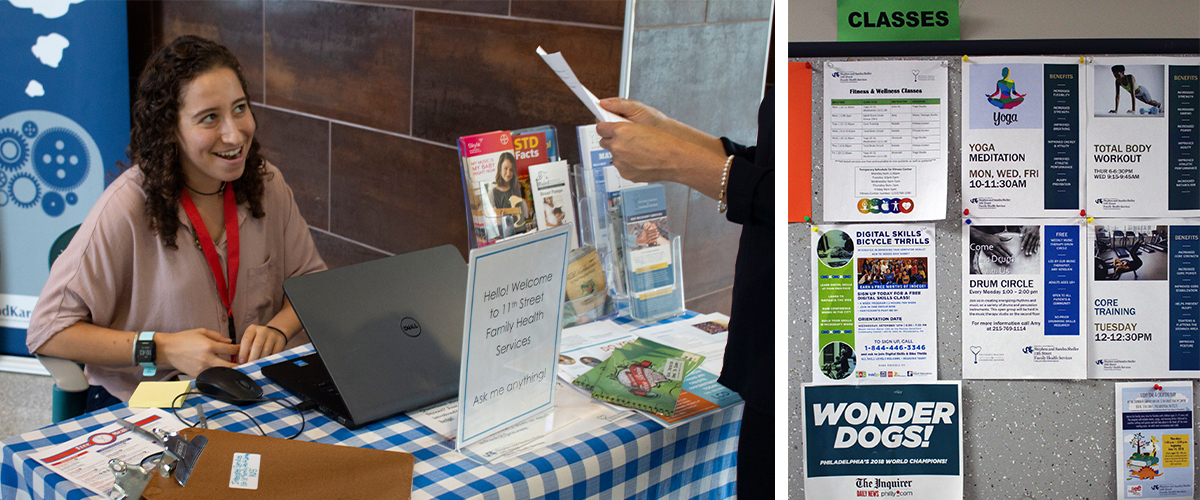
[262,244,467,430]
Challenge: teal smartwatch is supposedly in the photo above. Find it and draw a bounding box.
[134,331,157,376]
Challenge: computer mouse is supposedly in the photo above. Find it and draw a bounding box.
[195,367,264,406]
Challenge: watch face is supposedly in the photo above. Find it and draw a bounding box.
[136,342,155,363]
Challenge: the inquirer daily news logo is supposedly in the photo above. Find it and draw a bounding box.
[858,197,915,215]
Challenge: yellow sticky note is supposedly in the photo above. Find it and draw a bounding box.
[128,380,193,409]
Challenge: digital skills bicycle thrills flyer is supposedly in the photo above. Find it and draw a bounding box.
[812,224,937,384]
[1090,221,1200,378]
[961,57,1085,217]
[1115,382,1194,500]
[961,219,1087,379]
[803,382,963,499]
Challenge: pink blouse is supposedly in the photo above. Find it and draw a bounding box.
[27,162,326,399]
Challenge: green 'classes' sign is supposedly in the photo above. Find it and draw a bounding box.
[837,0,960,42]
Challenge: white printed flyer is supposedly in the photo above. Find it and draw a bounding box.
[1086,57,1200,217]
[961,220,1087,379]
[29,408,186,497]
[961,57,1085,217]
[823,60,948,222]
[812,224,937,384]
[1115,382,1194,500]
[803,382,963,499]
[1090,220,1200,378]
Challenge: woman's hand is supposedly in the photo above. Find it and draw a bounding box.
[595,97,728,200]
[238,325,289,364]
[157,328,239,376]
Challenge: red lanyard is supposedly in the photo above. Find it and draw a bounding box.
[180,184,240,341]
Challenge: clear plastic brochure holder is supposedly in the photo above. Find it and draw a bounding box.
[574,168,684,324]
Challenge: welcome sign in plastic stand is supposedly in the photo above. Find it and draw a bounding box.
[457,225,570,450]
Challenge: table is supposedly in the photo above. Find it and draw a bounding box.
[1,316,740,499]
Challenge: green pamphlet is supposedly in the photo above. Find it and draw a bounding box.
[576,338,704,416]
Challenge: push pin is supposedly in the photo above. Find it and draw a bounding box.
[812,226,819,233]
[804,216,811,222]
[805,62,812,69]
[962,55,969,62]
[965,219,972,225]
[963,208,970,216]
[1079,56,1086,64]
[1087,217,1094,223]
[1079,209,1087,217]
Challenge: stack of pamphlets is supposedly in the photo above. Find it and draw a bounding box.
[615,184,684,321]
[572,337,704,416]
[456,126,561,248]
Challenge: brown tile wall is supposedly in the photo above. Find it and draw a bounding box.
[130,0,743,316]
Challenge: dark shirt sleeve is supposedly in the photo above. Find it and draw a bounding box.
[720,137,773,228]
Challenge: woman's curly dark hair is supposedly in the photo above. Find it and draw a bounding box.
[126,35,266,249]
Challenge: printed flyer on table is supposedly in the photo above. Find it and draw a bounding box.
[962,219,1087,379]
[1115,382,1194,500]
[822,60,948,222]
[1086,57,1199,217]
[803,382,964,499]
[1090,221,1200,378]
[961,56,1085,217]
[812,224,937,384]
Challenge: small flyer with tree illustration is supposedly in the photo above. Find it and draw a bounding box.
[1115,381,1194,500]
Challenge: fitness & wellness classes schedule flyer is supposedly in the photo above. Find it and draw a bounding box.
[961,219,1087,379]
[1087,57,1199,217]
[812,224,937,384]
[961,57,1085,217]
[1090,221,1200,378]
[1115,382,1194,500]
[823,60,948,222]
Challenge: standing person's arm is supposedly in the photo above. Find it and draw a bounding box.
[595,98,727,200]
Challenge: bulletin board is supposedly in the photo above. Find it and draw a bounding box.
[789,38,1200,499]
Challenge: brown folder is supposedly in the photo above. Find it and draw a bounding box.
[140,428,413,499]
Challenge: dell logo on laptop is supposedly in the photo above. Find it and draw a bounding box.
[400,317,422,337]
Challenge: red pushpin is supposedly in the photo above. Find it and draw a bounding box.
[805,62,812,69]
[1080,209,1087,217]
[1154,384,1163,391]
[963,208,970,216]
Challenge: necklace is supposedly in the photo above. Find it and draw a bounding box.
[185,181,226,196]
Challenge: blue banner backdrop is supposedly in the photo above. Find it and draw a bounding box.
[0,0,129,355]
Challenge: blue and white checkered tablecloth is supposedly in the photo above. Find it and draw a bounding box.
[1,314,741,500]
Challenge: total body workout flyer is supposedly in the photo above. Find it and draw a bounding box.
[823,60,948,222]
[812,224,937,384]
[961,57,1085,217]
[1087,57,1200,217]
[1090,221,1200,378]
[961,220,1087,379]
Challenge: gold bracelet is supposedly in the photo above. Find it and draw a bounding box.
[717,155,733,213]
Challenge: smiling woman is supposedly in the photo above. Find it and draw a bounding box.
[25,36,327,411]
